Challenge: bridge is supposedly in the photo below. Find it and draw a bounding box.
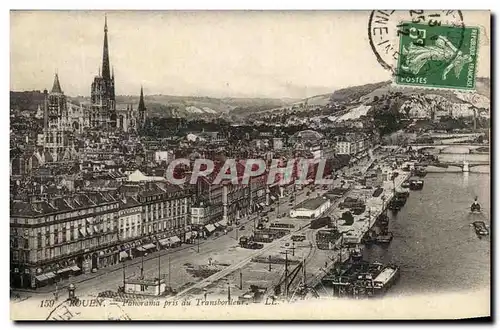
[383,144,489,154]
[428,160,490,172]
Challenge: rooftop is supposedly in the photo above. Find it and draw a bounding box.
[293,197,329,211]
[11,192,118,217]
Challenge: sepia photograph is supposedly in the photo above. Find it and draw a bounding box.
[9,9,491,320]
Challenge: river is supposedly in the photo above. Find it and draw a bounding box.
[364,171,490,297]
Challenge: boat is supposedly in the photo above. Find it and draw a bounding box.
[375,232,394,244]
[321,261,400,298]
[377,214,389,226]
[372,265,400,294]
[472,221,489,236]
[471,197,481,213]
[401,181,411,189]
[395,191,410,199]
[388,200,401,212]
[374,232,393,244]
[409,179,424,190]
[414,167,427,177]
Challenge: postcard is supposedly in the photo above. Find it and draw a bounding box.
[10,10,490,320]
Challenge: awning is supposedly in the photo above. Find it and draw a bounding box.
[86,227,93,236]
[78,228,86,237]
[45,272,56,279]
[159,238,170,246]
[205,224,216,232]
[170,236,180,243]
[142,243,156,250]
[93,225,99,233]
[185,232,192,240]
[35,274,48,282]
[270,196,276,201]
[56,267,72,274]
[119,251,129,259]
[70,265,80,272]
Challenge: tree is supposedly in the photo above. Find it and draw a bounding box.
[341,211,354,225]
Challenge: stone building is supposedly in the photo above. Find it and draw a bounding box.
[10,192,120,289]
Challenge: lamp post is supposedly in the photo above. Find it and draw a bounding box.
[227,279,231,303]
[140,255,144,279]
[67,283,75,300]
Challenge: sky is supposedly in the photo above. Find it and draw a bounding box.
[10,10,491,99]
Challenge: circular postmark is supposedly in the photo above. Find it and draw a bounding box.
[368,10,465,78]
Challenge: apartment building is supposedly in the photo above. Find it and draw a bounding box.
[10,192,119,289]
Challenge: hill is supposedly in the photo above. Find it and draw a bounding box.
[10,77,490,120]
[329,81,390,104]
[10,91,46,112]
[69,95,297,118]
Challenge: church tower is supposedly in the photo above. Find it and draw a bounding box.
[43,73,70,161]
[90,15,116,130]
[138,85,147,128]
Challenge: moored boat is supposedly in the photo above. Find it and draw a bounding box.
[377,214,389,226]
[388,200,402,211]
[409,179,424,190]
[395,191,410,199]
[372,265,400,294]
[414,167,427,177]
[375,232,393,244]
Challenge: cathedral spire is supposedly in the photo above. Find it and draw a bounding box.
[51,73,63,94]
[101,14,111,81]
[138,85,146,128]
[138,85,146,112]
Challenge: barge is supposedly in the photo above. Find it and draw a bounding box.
[321,261,400,298]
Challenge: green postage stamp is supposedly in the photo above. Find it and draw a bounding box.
[396,22,479,90]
